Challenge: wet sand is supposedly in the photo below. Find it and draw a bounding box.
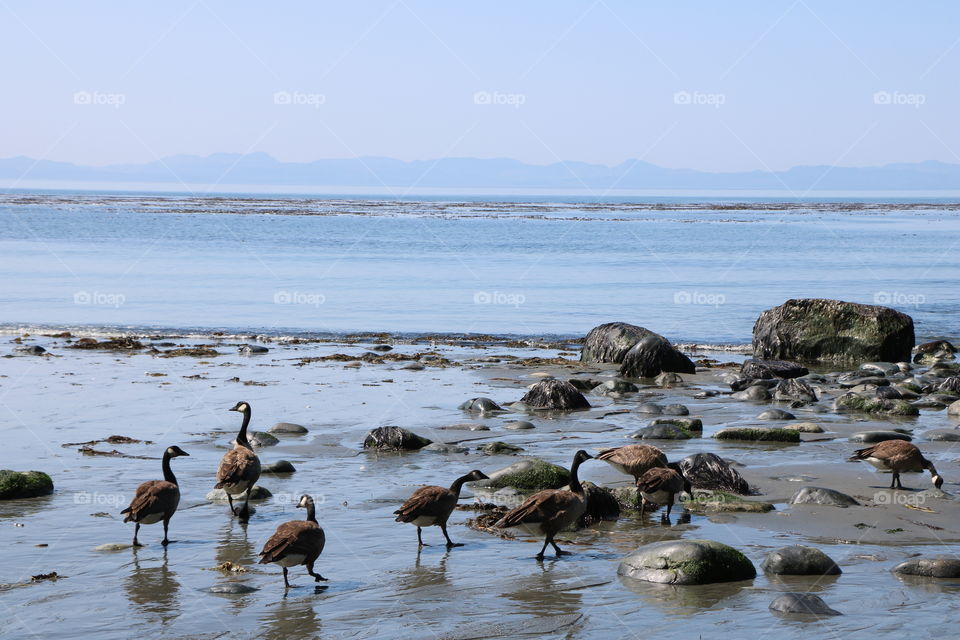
[2,332,959,639]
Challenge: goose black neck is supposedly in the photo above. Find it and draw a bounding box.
[449,474,473,496]
[569,458,585,495]
[162,451,178,485]
[236,407,252,449]
[304,501,317,523]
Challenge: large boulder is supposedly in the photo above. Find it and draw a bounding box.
[0,470,54,499]
[769,593,842,616]
[892,557,960,578]
[619,335,696,379]
[752,299,915,364]
[773,378,818,403]
[617,539,756,585]
[471,458,569,491]
[832,393,919,416]
[580,322,658,363]
[362,426,432,451]
[672,453,751,495]
[520,379,591,410]
[761,545,841,575]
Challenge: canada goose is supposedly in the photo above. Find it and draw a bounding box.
[849,440,944,490]
[258,495,326,588]
[635,466,692,519]
[214,401,262,522]
[394,470,488,547]
[121,445,189,546]
[596,444,668,503]
[494,450,593,559]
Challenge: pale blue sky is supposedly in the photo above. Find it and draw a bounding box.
[2,1,957,171]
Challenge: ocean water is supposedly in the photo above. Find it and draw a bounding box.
[1,192,958,343]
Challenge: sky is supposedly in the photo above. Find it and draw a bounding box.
[2,1,958,172]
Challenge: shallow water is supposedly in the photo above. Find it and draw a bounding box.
[1,193,958,344]
[2,335,959,639]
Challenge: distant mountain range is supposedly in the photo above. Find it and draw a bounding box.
[2,153,959,191]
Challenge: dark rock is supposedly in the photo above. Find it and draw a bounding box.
[740,359,808,379]
[917,340,957,355]
[0,470,54,499]
[268,422,308,434]
[617,539,756,585]
[756,409,795,420]
[769,593,841,616]
[674,453,752,495]
[636,402,664,414]
[714,427,800,442]
[503,420,535,430]
[592,379,638,395]
[422,442,468,454]
[662,404,689,416]
[789,486,859,507]
[401,362,425,370]
[939,377,960,394]
[362,426,432,451]
[655,372,684,387]
[752,299,915,364]
[580,322,658,363]
[649,417,702,432]
[874,386,903,400]
[619,335,696,379]
[579,482,620,526]
[859,362,901,376]
[478,441,525,455]
[14,345,46,355]
[832,393,919,416]
[773,378,817,403]
[628,424,691,440]
[262,460,296,473]
[923,429,960,442]
[848,430,911,443]
[731,385,771,401]
[761,545,841,575]
[458,397,504,413]
[238,344,269,355]
[567,378,601,391]
[892,557,960,578]
[520,379,591,410]
[371,344,393,352]
[684,490,774,513]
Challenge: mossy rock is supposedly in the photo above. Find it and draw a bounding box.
[685,490,775,513]
[832,393,919,416]
[713,428,800,443]
[477,441,525,455]
[618,539,756,585]
[471,458,569,491]
[0,470,54,499]
[649,417,703,432]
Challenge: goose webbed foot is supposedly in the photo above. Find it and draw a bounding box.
[446,542,464,548]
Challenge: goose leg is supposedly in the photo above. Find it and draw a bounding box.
[639,497,647,518]
[441,523,463,548]
[893,472,903,490]
[132,523,142,547]
[226,493,235,515]
[282,567,291,589]
[665,497,674,519]
[536,537,550,560]
[417,527,429,547]
[550,537,571,557]
[161,516,171,545]
[307,561,327,582]
[239,488,252,522]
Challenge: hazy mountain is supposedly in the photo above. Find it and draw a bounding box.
[1,153,958,191]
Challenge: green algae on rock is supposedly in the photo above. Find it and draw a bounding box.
[0,470,54,499]
[618,539,756,585]
[713,427,800,443]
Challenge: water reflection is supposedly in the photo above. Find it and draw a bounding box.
[214,517,256,567]
[500,561,583,617]
[765,574,841,593]
[124,548,181,624]
[395,550,450,594]
[618,575,752,612]
[260,596,323,640]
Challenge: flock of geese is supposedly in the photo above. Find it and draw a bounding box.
[121,401,946,588]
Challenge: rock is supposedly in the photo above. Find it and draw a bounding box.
[840,374,889,388]
[714,428,800,443]
[618,335,696,379]
[206,583,259,594]
[784,422,824,433]
[939,377,960,394]
[891,557,960,578]
[756,409,796,420]
[949,399,960,416]
[423,442,468,454]
[740,359,808,379]
[580,322,659,363]
[752,298,915,364]
[439,422,489,431]
[617,539,756,585]
[848,430,912,443]
[832,393,919,416]
[773,379,818,403]
[362,426,432,451]
[478,442,525,455]
[0,470,54,499]
[233,431,279,448]
[636,403,663,414]
[520,379,591,410]
[238,344,268,355]
[93,543,133,552]
[789,486,859,507]
[471,458,569,491]
[874,386,903,400]
[662,404,689,416]
[649,417,703,432]
[731,385,771,401]
[262,460,296,473]
[674,453,752,494]
[769,593,842,616]
[592,379,638,395]
[655,372,684,387]
[924,429,960,442]
[401,362,425,370]
[207,485,272,501]
[371,344,393,352]
[268,422,308,434]
[458,397,504,413]
[917,340,957,355]
[14,345,46,355]
[627,424,691,440]
[567,378,600,391]
[860,362,901,376]
[579,482,620,526]
[761,545,841,575]
[503,420,535,430]
[685,490,775,513]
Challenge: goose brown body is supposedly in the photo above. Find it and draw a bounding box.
[121,445,189,546]
[849,440,943,490]
[259,495,326,588]
[215,401,261,521]
[495,450,593,559]
[596,444,668,480]
[394,470,488,547]
[635,466,690,518]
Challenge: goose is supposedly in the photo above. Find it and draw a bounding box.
[394,470,489,547]
[596,444,668,503]
[214,401,262,522]
[635,466,692,518]
[494,450,593,559]
[849,440,943,490]
[121,445,189,546]
[258,494,326,588]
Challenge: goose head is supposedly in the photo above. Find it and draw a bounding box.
[297,495,315,509]
[166,445,190,458]
[573,450,594,465]
[229,401,251,413]
[464,470,489,482]
[933,474,944,490]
